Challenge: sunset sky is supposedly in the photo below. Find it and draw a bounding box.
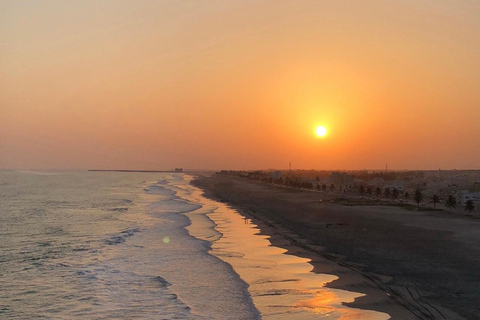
[1,0,479,170]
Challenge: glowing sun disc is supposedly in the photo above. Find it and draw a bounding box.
[315,126,327,137]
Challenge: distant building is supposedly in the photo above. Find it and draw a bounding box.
[460,191,480,207]
[354,178,364,187]
[174,168,183,172]
[329,172,354,189]
[370,178,385,187]
[471,182,480,192]
[385,180,405,191]
[270,170,282,180]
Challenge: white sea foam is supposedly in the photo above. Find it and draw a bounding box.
[0,172,258,319]
[0,171,390,320]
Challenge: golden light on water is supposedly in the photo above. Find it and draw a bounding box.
[315,126,328,138]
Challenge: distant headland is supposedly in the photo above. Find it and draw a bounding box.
[89,168,183,173]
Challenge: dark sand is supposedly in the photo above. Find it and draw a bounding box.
[192,174,480,320]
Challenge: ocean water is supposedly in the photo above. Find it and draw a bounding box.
[0,171,388,319]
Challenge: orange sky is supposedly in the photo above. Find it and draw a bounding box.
[1,0,479,170]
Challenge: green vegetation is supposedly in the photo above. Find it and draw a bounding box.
[464,200,475,213]
[359,185,365,196]
[392,188,399,200]
[430,194,440,208]
[335,198,441,211]
[414,188,424,207]
[384,188,391,198]
[445,195,457,210]
[367,187,373,196]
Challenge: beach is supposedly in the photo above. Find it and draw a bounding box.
[2,171,400,320]
[192,173,480,320]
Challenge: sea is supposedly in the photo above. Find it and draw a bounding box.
[0,171,389,319]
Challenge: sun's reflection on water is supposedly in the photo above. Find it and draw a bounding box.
[184,184,390,320]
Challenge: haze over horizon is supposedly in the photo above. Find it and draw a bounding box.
[1,1,479,171]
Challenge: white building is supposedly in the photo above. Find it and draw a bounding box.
[354,178,364,187]
[460,191,480,207]
[270,170,282,180]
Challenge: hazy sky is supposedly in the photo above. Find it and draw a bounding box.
[1,0,479,170]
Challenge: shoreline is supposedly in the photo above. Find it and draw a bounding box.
[187,177,391,319]
[192,174,480,320]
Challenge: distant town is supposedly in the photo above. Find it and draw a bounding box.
[218,169,480,214]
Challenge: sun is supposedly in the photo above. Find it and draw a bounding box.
[315,125,327,137]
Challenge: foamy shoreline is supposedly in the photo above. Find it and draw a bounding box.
[185,177,390,319]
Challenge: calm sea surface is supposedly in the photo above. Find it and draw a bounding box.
[0,171,388,319]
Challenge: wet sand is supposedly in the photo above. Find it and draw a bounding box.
[192,174,480,320]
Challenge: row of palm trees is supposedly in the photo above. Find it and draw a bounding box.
[267,177,476,213]
[357,185,475,212]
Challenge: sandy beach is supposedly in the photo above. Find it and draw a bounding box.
[192,174,480,320]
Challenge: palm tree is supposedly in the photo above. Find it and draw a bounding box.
[413,188,423,207]
[404,191,410,202]
[392,188,399,200]
[464,200,475,213]
[359,185,365,196]
[430,194,440,208]
[384,188,391,199]
[445,195,457,210]
[329,184,335,192]
[367,187,373,196]
[375,187,382,198]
